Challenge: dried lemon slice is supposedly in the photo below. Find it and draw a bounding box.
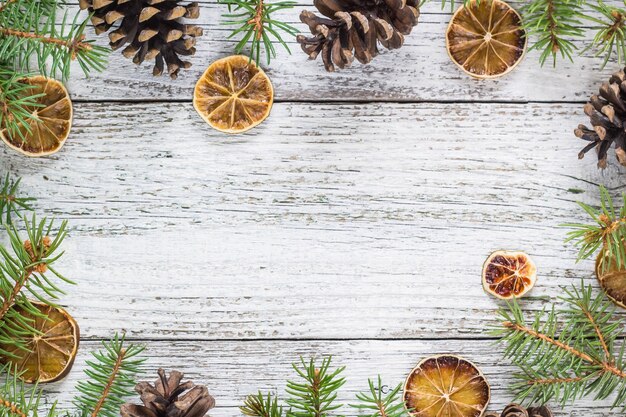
[193,56,273,134]
[446,0,526,79]
[482,250,537,299]
[404,355,490,417]
[1,301,79,383]
[0,76,73,156]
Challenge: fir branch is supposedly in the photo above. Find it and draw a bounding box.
[586,2,626,67]
[0,364,57,417]
[351,377,409,417]
[73,334,145,417]
[563,185,626,275]
[241,392,285,417]
[286,356,346,417]
[0,175,35,226]
[494,281,626,408]
[523,0,585,66]
[0,0,108,80]
[0,214,73,356]
[0,69,44,142]
[219,0,297,64]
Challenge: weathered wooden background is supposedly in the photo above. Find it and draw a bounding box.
[1,1,625,415]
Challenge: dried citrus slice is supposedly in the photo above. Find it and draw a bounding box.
[404,355,490,417]
[446,0,526,79]
[193,55,273,134]
[1,302,79,383]
[596,252,626,309]
[482,250,536,299]
[0,76,73,156]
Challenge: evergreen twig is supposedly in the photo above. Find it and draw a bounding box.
[350,377,409,417]
[563,185,626,274]
[241,392,285,417]
[219,0,297,64]
[0,214,74,356]
[0,175,35,225]
[0,364,58,417]
[73,333,145,417]
[286,356,346,417]
[0,70,44,142]
[494,281,626,408]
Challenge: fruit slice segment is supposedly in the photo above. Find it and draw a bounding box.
[193,55,273,133]
[404,355,490,417]
[482,250,537,299]
[1,302,79,383]
[446,0,526,78]
[0,76,73,157]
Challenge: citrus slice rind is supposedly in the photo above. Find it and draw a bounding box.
[0,301,79,383]
[482,250,536,299]
[596,253,626,309]
[0,76,73,157]
[193,55,273,134]
[404,355,490,417]
[446,0,527,79]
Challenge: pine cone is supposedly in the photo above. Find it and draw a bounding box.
[120,369,215,417]
[485,404,553,417]
[575,66,626,168]
[78,0,203,79]
[296,0,420,71]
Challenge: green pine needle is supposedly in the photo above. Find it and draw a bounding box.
[241,392,285,417]
[494,281,626,409]
[0,363,58,417]
[563,185,626,274]
[0,214,74,356]
[219,0,297,65]
[73,333,145,417]
[351,377,410,417]
[0,175,35,225]
[0,0,108,80]
[286,356,346,417]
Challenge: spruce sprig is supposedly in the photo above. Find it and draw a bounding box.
[0,214,73,356]
[0,363,58,417]
[494,282,626,408]
[241,392,285,417]
[73,334,145,417]
[0,175,35,225]
[286,356,346,417]
[0,0,108,80]
[0,70,45,142]
[350,377,409,417]
[563,185,626,275]
[219,0,297,65]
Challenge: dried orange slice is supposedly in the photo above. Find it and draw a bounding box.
[0,76,72,156]
[482,250,536,299]
[193,56,273,134]
[446,0,526,79]
[1,302,79,383]
[404,355,490,417]
[596,253,626,309]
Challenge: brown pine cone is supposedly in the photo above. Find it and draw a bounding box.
[297,0,420,71]
[575,66,626,168]
[120,369,215,417]
[485,404,553,417]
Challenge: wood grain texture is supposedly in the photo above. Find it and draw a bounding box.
[61,2,618,102]
[0,101,623,340]
[44,340,617,416]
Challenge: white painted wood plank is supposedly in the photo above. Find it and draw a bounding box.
[60,2,617,102]
[42,339,613,416]
[0,102,624,339]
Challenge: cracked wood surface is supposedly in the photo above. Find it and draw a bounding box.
[2,2,626,413]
